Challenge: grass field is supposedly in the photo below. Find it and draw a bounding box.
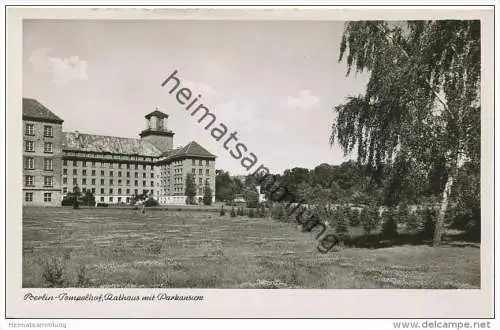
[22,207,480,289]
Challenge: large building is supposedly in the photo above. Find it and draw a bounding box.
[22,98,216,206]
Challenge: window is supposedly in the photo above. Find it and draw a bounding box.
[109,197,113,202]
[206,160,209,166]
[126,180,130,185]
[135,189,138,195]
[25,157,35,169]
[118,188,122,194]
[126,189,130,194]
[91,170,96,176]
[134,180,138,186]
[73,160,77,166]
[63,160,68,166]
[91,188,96,193]
[100,197,104,202]
[118,179,122,185]
[82,178,87,185]
[109,188,113,194]
[25,175,34,186]
[25,141,34,152]
[101,170,105,176]
[44,176,53,187]
[150,181,154,187]
[199,178,202,185]
[206,169,210,176]
[100,179,104,185]
[110,163,114,168]
[199,169,202,175]
[100,188,104,194]
[142,180,146,186]
[82,188,87,193]
[44,193,52,202]
[151,165,154,170]
[44,158,53,171]
[135,172,138,178]
[43,125,53,137]
[192,159,196,166]
[127,172,130,178]
[63,187,68,194]
[199,160,202,166]
[109,179,113,185]
[118,171,122,177]
[110,171,114,177]
[92,178,96,185]
[150,173,154,178]
[142,173,146,178]
[73,178,77,185]
[205,178,209,185]
[151,189,154,195]
[44,142,53,153]
[118,163,122,169]
[118,197,122,203]
[73,169,77,175]
[82,169,87,176]
[63,177,67,184]
[82,161,87,167]
[62,168,67,175]
[92,161,96,167]
[127,164,130,169]
[135,164,138,170]
[143,164,146,170]
[25,124,34,136]
[192,169,195,174]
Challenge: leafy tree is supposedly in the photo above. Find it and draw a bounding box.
[382,207,398,238]
[331,21,480,245]
[185,173,197,205]
[244,186,259,208]
[144,197,159,207]
[215,170,233,202]
[361,204,380,235]
[72,185,81,209]
[203,183,213,205]
[82,190,95,207]
[335,209,350,241]
[230,207,237,217]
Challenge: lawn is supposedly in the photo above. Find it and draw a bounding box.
[22,207,480,289]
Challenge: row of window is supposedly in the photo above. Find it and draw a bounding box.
[24,157,53,171]
[62,169,155,178]
[63,160,154,170]
[25,175,52,187]
[25,124,54,138]
[24,192,52,202]
[66,151,155,162]
[24,141,53,153]
[63,186,152,196]
[192,159,210,166]
[192,168,210,176]
[62,177,154,187]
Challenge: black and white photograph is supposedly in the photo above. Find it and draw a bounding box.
[4,5,496,321]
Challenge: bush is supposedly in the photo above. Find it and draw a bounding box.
[406,211,421,233]
[248,208,256,218]
[203,185,213,205]
[335,214,350,241]
[230,207,237,217]
[347,207,361,227]
[96,203,109,207]
[361,204,380,235]
[381,207,398,238]
[237,207,244,216]
[42,257,65,288]
[144,197,159,207]
[271,204,286,221]
[220,206,226,216]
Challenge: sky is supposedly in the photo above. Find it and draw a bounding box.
[23,19,369,175]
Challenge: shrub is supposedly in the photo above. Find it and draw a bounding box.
[257,205,267,218]
[42,257,65,288]
[271,204,286,221]
[361,204,380,235]
[248,208,255,218]
[348,207,361,227]
[220,206,226,216]
[406,211,421,233]
[335,213,350,241]
[96,203,109,207]
[381,206,398,238]
[203,185,213,205]
[144,197,159,207]
[237,207,244,216]
[230,207,237,217]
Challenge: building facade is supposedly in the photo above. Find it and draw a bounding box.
[22,98,216,206]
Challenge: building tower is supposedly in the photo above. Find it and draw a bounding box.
[139,108,175,152]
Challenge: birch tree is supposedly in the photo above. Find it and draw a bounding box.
[331,20,480,245]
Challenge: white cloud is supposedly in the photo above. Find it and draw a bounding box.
[29,48,88,84]
[286,90,320,110]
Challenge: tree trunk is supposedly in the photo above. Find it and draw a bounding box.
[433,172,455,246]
